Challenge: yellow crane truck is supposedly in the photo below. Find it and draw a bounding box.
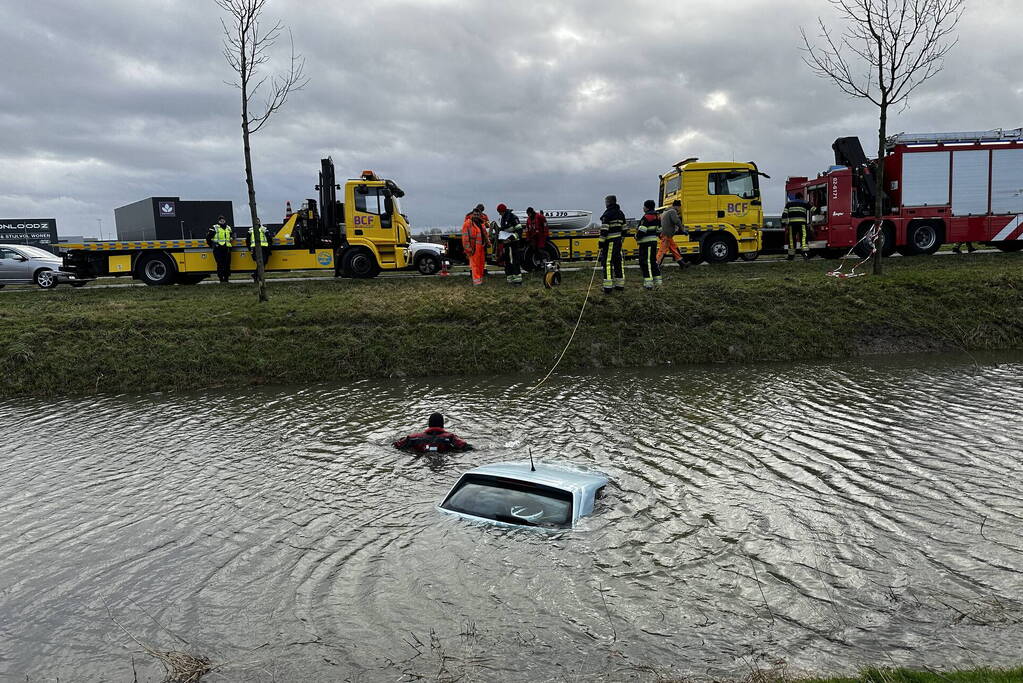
[60,159,410,285]
[441,159,764,269]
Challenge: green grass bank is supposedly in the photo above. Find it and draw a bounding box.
[1,253,1021,398]
[748,665,1023,682]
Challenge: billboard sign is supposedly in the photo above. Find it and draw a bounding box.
[158,201,176,217]
[0,219,59,248]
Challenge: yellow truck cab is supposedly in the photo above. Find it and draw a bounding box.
[658,159,764,262]
[277,161,411,278]
[60,158,410,284]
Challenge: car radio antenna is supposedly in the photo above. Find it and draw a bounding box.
[529,447,536,472]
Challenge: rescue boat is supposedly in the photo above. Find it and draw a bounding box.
[512,210,592,230]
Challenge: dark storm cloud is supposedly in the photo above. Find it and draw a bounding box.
[1,0,1020,234]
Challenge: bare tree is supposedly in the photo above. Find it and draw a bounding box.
[802,0,965,274]
[217,0,308,301]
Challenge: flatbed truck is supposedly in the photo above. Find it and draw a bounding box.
[60,159,411,285]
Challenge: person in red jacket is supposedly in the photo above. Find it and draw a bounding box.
[394,413,473,453]
[525,207,549,252]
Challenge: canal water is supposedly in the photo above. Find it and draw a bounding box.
[1,355,1021,682]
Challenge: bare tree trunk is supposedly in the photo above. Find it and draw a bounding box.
[241,109,267,301]
[239,34,267,302]
[219,0,307,304]
[874,101,887,276]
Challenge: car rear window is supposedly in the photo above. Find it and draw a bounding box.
[441,474,573,528]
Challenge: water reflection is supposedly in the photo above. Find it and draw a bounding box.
[1,354,1021,681]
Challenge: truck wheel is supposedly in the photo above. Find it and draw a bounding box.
[34,269,58,289]
[994,242,1023,253]
[702,232,737,263]
[415,253,441,275]
[521,244,559,272]
[343,249,381,278]
[138,254,176,286]
[175,273,208,285]
[905,222,941,256]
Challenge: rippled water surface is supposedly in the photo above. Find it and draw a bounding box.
[2,355,1022,681]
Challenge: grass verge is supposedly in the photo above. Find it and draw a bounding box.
[778,665,1023,682]
[1,253,1021,398]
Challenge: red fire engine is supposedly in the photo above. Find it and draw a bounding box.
[786,128,1023,257]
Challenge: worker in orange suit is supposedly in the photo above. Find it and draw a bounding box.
[462,205,488,286]
[657,199,686,269]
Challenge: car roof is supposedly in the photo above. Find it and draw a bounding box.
[464,462,607,490]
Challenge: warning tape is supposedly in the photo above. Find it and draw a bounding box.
[826,222,883,279]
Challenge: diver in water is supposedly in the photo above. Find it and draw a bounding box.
[394,413,474,454]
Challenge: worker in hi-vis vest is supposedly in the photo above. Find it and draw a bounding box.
[247,220,271,280]
[206,215,233,283]
[782,193,811,260]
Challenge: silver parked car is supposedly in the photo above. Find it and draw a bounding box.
[0,244,84,289]
[438,462,608,529]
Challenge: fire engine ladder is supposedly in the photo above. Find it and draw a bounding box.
[887,128,1023,148]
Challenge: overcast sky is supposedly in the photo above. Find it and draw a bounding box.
[1,0,1020,235]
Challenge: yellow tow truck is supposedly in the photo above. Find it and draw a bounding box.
[60,159,410,285]
[441,159,764,269]
[656,158,765,262]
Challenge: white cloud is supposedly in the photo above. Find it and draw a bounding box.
[0,0,1018,233]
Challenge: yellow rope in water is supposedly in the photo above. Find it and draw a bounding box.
[523,258,600,395]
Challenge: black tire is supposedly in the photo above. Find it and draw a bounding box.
[415,252,441,275]
[342,249,381,279]
[740,251,759,261]
[175,273,208,285]
[137,254,176,286]
[34,269,58,289]
[702,232,738,264]
[905,222,941,256]
[521,244,560,273]
[993,241,1023,253]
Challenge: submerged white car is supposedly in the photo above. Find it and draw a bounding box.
[438,462,608,529]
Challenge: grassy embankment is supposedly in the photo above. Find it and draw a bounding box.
[764,666,1023,682]
[1,253,1021,398]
